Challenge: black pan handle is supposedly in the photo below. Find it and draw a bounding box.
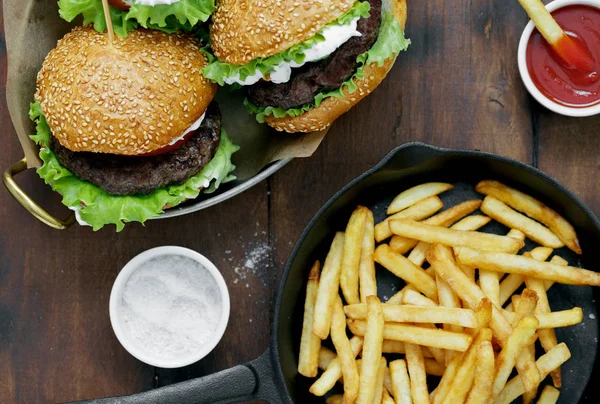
[67,349,283,404]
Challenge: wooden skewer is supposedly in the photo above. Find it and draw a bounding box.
[101,0,116,44]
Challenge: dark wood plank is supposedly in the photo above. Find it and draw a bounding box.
[536,112,600,216]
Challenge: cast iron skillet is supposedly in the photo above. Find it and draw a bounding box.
[76,143,600,404]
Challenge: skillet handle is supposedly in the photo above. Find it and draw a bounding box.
[66,349,283,404]
[379,142,444,171]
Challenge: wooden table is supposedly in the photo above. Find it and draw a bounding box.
[1,1,599,403]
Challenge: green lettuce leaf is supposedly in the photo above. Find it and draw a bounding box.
[244,11,411,122]
[201,1,371,85]
[58,0,137,37]
[29,102,239,232]
[58,0,215,36]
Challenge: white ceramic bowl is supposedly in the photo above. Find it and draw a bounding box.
[518,0,600,117]
[109,246,230,368]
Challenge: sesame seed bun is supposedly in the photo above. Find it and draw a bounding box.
[264,0,407,133]
[35,26,217,156]
[210,0,357,66]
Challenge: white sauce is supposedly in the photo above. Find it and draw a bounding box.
[124,0,181,6]
[168,111,206,146]
[224,16,362,86]
[119,255,223,358]
[69,206,92,227]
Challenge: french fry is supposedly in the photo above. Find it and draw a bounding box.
[510,289,542,396]
[390,219,525,253]
[310,337,363,395]
[373,358,387,404]
[481,196,564,248]
[510,289,539,326]
[424,358,446,376]
[479,229,525,308]
[499,273,524,307]
[502,307,583,328]
[455,248,600,286]
[528,246,555,261]
[397,289,447,364]
[442,329,493,404]
[390,200,482,254]
[386,289,405,305]
[465,340,495,404]
[341,207,369,305]
[313,232,345,339]
[357,296,384,404]
[374,244,438,300]
[402,288,438,307]
[390,359,412,404]
[436,273,463,359]
[426,244,513,343]
[318,347,337,371]
[504,250,560,311]
[473,298,493,331]
[347,320,473,351]
[405,343,430,404]
[432,328,492,404]
[538,385,560,404]
[298,262,322,377]
[344,304,477,328]
[375,196,444,242]
[382,339,406,354]
[407,215,491,267]
[387,182,454,214]
[383,365,393,394]
[478,269,502,310]
[330,297,359,403]
[491,316,540,400]
[326,395,344,404]
[475,180,581,254]
[496,343,571,404]
[382,390,396,404]
[525,254,562,387]
[382,339,436,358]
[359,210,377,303]
[499,247,553,307]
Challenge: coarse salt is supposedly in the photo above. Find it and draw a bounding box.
[118,255,222,359]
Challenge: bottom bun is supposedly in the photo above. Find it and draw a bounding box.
[264,0,407,133]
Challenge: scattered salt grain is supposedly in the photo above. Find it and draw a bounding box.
[590,313,596,320]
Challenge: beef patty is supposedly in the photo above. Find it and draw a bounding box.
[246,0,382,110]
[50,103,222,196]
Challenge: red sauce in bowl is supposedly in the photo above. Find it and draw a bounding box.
[526,5,600,107]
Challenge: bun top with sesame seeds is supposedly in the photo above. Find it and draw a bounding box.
[35,26,217,156]
[210,0,357,66]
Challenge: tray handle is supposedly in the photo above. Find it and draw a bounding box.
[3,158,75,230]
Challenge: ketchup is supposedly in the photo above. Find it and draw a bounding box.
[526,5,600,107]
[137,129,197,157]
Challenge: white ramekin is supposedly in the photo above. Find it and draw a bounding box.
[109,246,230,368]
[518,0,600,117]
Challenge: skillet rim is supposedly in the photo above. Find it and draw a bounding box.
[271,141,600,402]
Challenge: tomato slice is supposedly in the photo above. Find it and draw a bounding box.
[108,0,131,11]
[136,129,197,157]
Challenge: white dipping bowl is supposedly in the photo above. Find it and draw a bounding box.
[109,246,230,368]
[518,0,600,117]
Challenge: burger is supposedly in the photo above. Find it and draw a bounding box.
[58,0,216,35]
[201,0,409,133]
[30,26,239,231]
